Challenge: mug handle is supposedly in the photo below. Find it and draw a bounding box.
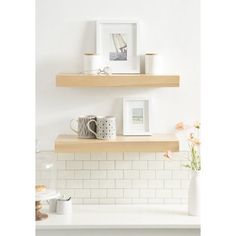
[70,119,79,135]
[87,120,98,138]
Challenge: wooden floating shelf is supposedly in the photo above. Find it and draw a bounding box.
[56,74,180,87]
[55,134,179,153]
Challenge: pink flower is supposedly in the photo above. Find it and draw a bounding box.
[188,133,200,145]
[176,122,184,130]
[163,150,172,159]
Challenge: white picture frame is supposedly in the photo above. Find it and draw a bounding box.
[96,20,140,74]
[123,97,152,135]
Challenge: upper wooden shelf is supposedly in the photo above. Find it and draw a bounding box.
[55,134,179,153]
[56,74,180,87]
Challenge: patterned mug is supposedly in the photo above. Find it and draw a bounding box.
[87,116,116,140]
[70,115,96,139]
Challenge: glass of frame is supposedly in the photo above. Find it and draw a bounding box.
[123,97,152,135]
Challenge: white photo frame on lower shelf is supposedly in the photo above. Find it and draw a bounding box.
[123,97,152,135]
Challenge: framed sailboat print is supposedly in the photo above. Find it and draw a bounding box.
[96,20,140,73]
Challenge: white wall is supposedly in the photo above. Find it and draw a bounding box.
[36,0,200,150]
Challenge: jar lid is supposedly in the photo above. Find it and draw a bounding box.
[84,53,99,56]
[145,53,158,55]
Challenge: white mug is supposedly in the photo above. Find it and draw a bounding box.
[56,199,72,215]
[87,116,116,140]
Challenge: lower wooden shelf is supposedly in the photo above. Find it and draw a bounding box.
[55,134,179,153]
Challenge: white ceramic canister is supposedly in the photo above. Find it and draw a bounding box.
[83,53,101,74]
[56,199,72,215]
[145,53,161,74]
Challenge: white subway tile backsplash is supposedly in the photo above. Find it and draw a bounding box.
[107,189,123,198]
[67,180,83,188]
[124,189,139,198]
[91,152,106,160]
[140,189,155,198]
[156,189,172,198]
[116,180,132,188]
[66,161,83,170]
[116,161,132,169]
[56,161,66,170]
[140,152,156,160]
[132,180,148,188]
[172,170,190,179]
[116,199,132,204]
[57,153,74,161]
[99,161,114,169]
[140,170,156,179]
[107,152,123,160]
[75,153,90,161]
[172,152,188,160]
[83,199,99,204]
[46,152,192,205]
[132,161,147,169]
[155,152,166,160]
[91,189,107,198]
[181,198,188,204]
[148,198,164,204]
[75,189,90,198]
[83,161,98,169]
[58,170,74,179]
[156,170,172,179]
[91,170,107,179]
[124,170,139,179]
[83,180,99,188]
[164,198,182,204]
[164,180,181,189]
[148,161,164,170]
[99,180,115,188]
[56,180,66,188]
[148,180,164,188]
[75,170,90,179]
[72,199,83,204]
[164,161,181,170]
[100,199,115,204]
[133,199,148,204]
[107,170,123,179]
[181,180,190,188]
[124,152,139,160]
[172,189,188,198]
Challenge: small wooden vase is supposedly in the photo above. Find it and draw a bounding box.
[35,201,48,221]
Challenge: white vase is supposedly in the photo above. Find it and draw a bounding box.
[188,171,200,216]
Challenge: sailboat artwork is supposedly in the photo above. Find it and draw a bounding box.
[110,33,127,61]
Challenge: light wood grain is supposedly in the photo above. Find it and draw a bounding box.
[56,74,180,87]
[55,134,179,153]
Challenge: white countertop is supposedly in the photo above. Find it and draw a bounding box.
[36,205,200,230]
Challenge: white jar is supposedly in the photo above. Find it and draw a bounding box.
[56,199,72,215]
[83,53,101,74]
[145,53,161,74]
